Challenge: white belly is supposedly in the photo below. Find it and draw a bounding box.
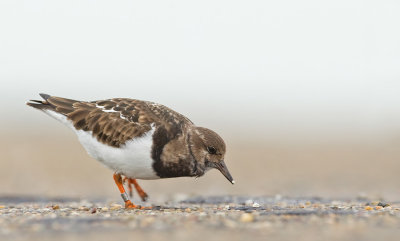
[44,110,159,179]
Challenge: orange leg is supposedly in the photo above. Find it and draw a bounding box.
[131,179,149,201]
[123,177,149,202]
[123,177,134,198]
[113,173,137,209]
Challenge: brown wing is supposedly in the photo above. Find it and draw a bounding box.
[27,94,192,147]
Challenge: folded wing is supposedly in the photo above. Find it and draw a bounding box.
[27,94,192,148]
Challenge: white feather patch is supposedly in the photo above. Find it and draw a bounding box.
[43,110,159,179]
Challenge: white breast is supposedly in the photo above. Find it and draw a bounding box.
[44,110,160,179]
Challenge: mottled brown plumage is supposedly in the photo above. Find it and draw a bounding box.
[28,94,192,148]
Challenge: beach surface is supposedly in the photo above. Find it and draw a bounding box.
[1,195,400,241]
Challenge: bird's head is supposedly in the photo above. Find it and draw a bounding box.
[189,127,235,184]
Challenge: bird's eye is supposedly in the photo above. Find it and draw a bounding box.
[207,146,217,154]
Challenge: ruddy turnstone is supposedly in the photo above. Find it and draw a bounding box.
[27,94,234,208]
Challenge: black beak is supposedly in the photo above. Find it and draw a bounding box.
[214,160,235,184]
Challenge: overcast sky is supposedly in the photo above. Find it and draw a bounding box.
[1,0,399,139]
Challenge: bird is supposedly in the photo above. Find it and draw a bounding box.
[27,93,234,209]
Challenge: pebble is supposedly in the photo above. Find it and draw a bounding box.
[78,206,90,211]
[377,202,390,208]
[365,206,373,211]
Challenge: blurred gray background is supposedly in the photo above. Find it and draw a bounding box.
[1,0,400,202]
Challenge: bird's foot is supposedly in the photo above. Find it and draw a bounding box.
[124,200,138,209]
[124,201,152,210]
[138,191,149,202]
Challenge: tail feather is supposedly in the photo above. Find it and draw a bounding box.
[26,97,51,110]
[28,99,44,104]
[39,93,50,101]
[27,93,80,115]
[26,102,50,110]
[46,96,78,110]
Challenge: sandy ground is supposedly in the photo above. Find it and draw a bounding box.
[1,195,400,241]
